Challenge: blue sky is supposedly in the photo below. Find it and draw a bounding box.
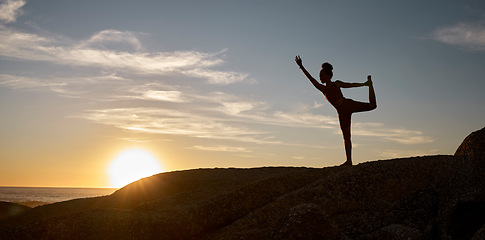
[1,0,485,187]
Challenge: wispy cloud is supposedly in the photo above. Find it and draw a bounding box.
[352,124,434,144]
[377,149,439,159]
[431,21,485,50]
[125,84,188,102]
[0,0,25,23]
[195,91,267,116]
[141,90,186,102]
[271,111,338,128]
[77,107,281,145]
[268,111,433,145]
[0,26,248,85]
[0,74,67,89]
[190,145,251,153]
[0,73,131,98]
[80,29,143,51]
[75,98,434,149]
[384,135,434,145]
[182,68,249,85]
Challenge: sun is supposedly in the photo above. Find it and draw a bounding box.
[108,149,162,188]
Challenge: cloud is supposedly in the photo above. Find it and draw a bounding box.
[383,129,434,144]
[269,111,433,145]
[123,83,188,102]
[0,73,132,98]
[77,108,281,145]
[141,90,186,102]
[378,149,439,159]
[431,21,485,50]
[80,29,143,51]
[0,0,25,23]
[0,27,53,60]
[351,123,434,145]
[190,145,251,153]
[202,92,266,115]
[221,101,258,115]
[182,68,249,85]
[0,26,248,85]
[271,111,339,128]
[384,135,435,145]
[0,74,67,89]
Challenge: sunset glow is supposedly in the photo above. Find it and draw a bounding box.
[108,149,162,188]
[1,0,485,188]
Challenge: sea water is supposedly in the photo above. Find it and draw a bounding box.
[0,187,117,205]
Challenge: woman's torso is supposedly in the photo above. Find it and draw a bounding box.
[324,81,345,108]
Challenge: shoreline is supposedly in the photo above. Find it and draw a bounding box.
[0,187,117,208]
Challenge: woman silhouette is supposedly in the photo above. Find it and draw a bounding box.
[295,55,376,166]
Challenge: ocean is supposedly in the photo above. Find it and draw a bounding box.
[0,187,117,207]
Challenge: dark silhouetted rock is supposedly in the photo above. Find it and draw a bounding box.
[271,203,349,240]
[0,202,31,219]
[455,127,485,158]
[362,224,423,240]
[0,127,484,240]
[471,224,485,240]
[448,201,485,240]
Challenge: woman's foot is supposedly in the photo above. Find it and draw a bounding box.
[365,75,373,87]
[340,161,352,167]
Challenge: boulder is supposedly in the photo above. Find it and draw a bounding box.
[455,127,485,158]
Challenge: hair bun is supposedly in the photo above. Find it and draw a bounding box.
[321,62,333,71]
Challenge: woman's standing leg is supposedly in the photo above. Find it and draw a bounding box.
[339,113,352,166]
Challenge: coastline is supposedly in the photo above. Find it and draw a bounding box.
[0,187,117,208]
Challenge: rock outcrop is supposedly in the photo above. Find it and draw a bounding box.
[455,127,485,158]
[0,127,484,240]
[0,202,31,219]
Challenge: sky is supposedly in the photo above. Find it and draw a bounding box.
[1,0,485,188]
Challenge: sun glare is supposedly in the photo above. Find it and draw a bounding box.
[108,149,162,188]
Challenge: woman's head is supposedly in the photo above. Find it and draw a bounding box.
[320,62,333,82]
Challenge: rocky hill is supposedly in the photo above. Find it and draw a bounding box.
[0,127,484,240]
[0,202,31,219]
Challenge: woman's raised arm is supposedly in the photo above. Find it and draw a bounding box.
[295,55,325,92]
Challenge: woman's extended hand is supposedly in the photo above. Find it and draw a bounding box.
[295,55,303,67]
